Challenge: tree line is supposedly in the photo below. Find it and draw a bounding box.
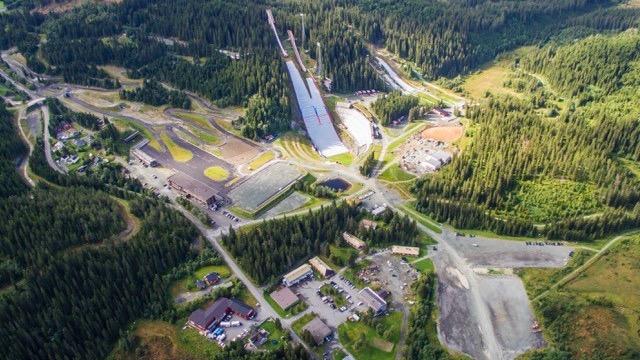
[0,102,28,198]
[120,79,191,109]
[371,91,419,125]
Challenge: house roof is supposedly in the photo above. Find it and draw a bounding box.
[203,272,220,282]
[343,232,366,249]
[188,297,229,330]
[309,256,333,276]
[227,298,254,316]
[359,287,387,313]
[168,173,217,203]
[302,317,332,345]
[283,264,312,284]
[391,245,420,256]
[270,287,299,310]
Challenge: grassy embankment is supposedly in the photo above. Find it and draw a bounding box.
[520,235,640,359]
[161,132,193,162]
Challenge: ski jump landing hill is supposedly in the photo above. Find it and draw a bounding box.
[266,9,348,158]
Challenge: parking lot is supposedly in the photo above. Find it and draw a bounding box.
[294,276,364,328]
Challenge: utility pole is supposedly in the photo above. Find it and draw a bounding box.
[299,13,305,50]
[316,42,322,76]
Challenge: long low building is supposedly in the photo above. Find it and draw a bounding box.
[343,232,367,251]
[270,287,300,310]
[168,173,217,206]
[391,245,420,257]
[283,263,313,287]
[131,148,157,167]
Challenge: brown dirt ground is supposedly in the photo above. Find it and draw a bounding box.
[421,126,464,142]
[218,138,259,165]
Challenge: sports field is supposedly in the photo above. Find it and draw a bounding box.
[228,162,303,212]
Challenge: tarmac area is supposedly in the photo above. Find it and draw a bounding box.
[140,128,235,194]
[433,230,571,359]
[443,230,573,268]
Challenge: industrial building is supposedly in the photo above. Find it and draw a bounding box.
[309,256,334,278]
[131,148,157,167]
[187,297,255,333]
[283,264,313,287]
[391,245,420,257]
[168,173,217,206]
[343,232,367,251]
[358,287,387,316]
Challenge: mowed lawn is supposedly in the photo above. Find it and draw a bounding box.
[161,132,193,162]
[413,258,434,274]
[378,164,415,182]
[170,264,231,296]
[338,311,403,360]
[204,166,229,181]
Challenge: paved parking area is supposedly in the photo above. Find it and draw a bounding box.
[294,277,363,328]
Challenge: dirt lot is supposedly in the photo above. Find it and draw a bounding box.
[421,125,464,142]
[433,229,572,359]
[443,231,573,269]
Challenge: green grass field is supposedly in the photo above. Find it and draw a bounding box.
[203,166,229,182]
[378,164,415,182]
[161,132,193,162]
[170,264,231,296]
[110,320,221,360]
[329,245,358,267]
[259,319,287,351]
[187,125,219,145]
[329,152,354,166]
[413,258,434,274]
[338,311,402,360]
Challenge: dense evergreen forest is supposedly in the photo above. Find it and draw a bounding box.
[0,102,28,198]
[415,31,640,241]
[120,79,191,109]
[222,203,418,285]
[371,91,419,125]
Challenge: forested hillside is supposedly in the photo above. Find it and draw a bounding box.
[0,103,28,198]
[415,31,640,241]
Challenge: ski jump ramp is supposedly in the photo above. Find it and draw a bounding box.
[286,61,348,157]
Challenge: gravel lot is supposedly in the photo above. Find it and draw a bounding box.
[477,275,545,358]
[443,229,573,268]
[433,230,569,359]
